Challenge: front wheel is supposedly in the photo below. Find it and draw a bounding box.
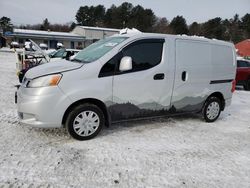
[203,97,222,123]
[66,103,104,140]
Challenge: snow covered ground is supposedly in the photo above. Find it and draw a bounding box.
[0,51,250,187]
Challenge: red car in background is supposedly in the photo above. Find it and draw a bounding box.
[236,58,250,91]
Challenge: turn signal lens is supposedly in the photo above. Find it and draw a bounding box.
[49,75,62,86]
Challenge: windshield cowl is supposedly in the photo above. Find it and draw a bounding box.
[71,58,90,64]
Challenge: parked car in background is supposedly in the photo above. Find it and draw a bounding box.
[16,40,50,82]
[236,58,250,90]
[16,32,236,140]
[24,41,35,51]
[39,43,48,50]
[10,41,20,48]
[16,40,80,82]
[56,42,64,49]
[48,48,80,61]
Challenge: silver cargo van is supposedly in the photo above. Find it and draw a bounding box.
[16,33,237,140]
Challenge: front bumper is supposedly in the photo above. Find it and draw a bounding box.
[16,86,72,128]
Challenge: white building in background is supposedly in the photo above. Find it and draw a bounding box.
[5,26,120,49]
[71,26,120,43]
[7,29,85,49]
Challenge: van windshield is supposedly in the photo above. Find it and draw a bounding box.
[72,37,128,63]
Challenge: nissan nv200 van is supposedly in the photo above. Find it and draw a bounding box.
[16,32,236,140]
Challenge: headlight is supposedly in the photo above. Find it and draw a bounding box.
[27,74,62,88]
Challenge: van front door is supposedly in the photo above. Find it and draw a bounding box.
[110,39,174,121]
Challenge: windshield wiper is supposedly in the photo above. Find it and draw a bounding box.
[71,58,82,63]
[71,58,89,63]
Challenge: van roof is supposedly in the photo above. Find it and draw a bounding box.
[115,32,233,47]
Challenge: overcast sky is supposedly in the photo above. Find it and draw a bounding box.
[0,0,249,26]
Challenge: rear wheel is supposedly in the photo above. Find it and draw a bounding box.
[66,103,104,140]
[203,97,222,122]
[243,79,250,91]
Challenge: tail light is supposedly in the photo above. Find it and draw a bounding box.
[231,80,236,93]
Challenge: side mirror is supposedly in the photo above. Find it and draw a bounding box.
[119,56,132,72]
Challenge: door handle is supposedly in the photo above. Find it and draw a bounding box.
[182,71,187,81]
[154,73,165,80]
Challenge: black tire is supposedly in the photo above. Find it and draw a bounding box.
[203,97,222,123]
[243,79,250,91]
[66,103,104,140]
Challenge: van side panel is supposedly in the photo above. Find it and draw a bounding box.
[209,44,236,101]
[211,44,235,79]
[171,39,212,112]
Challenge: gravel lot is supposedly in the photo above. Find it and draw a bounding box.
[0,51,250,188]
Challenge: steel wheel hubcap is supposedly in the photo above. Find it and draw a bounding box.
[206,102,220,120]
[73,111,100,137]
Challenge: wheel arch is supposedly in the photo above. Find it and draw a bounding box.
[206,92,225,111]
[62,98,111,127]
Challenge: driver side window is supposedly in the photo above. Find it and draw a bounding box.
[98,39,164,77]
[122,39,164,73]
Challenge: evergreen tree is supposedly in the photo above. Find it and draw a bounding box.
[0,16,13,33]
[104,5,117,28]
[153,17,171,34]
[189,22,201,36]
[241,13,250,38]
[118,2,133,28]
[223,15,243,43]
[70,22,76,30]
[201,17,226,40]
[40,18,50,31]
[104,3,133,29]
[76,6,94,26]
[76,5,105,26]
[169,16,188,34]
[93,5,106,26]
[129,5,156,32]
[103,3,156,31]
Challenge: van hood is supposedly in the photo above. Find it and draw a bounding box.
[25,60,83,79]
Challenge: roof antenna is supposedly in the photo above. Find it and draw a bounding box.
[120,28,129,35]
[119,28,141,35]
